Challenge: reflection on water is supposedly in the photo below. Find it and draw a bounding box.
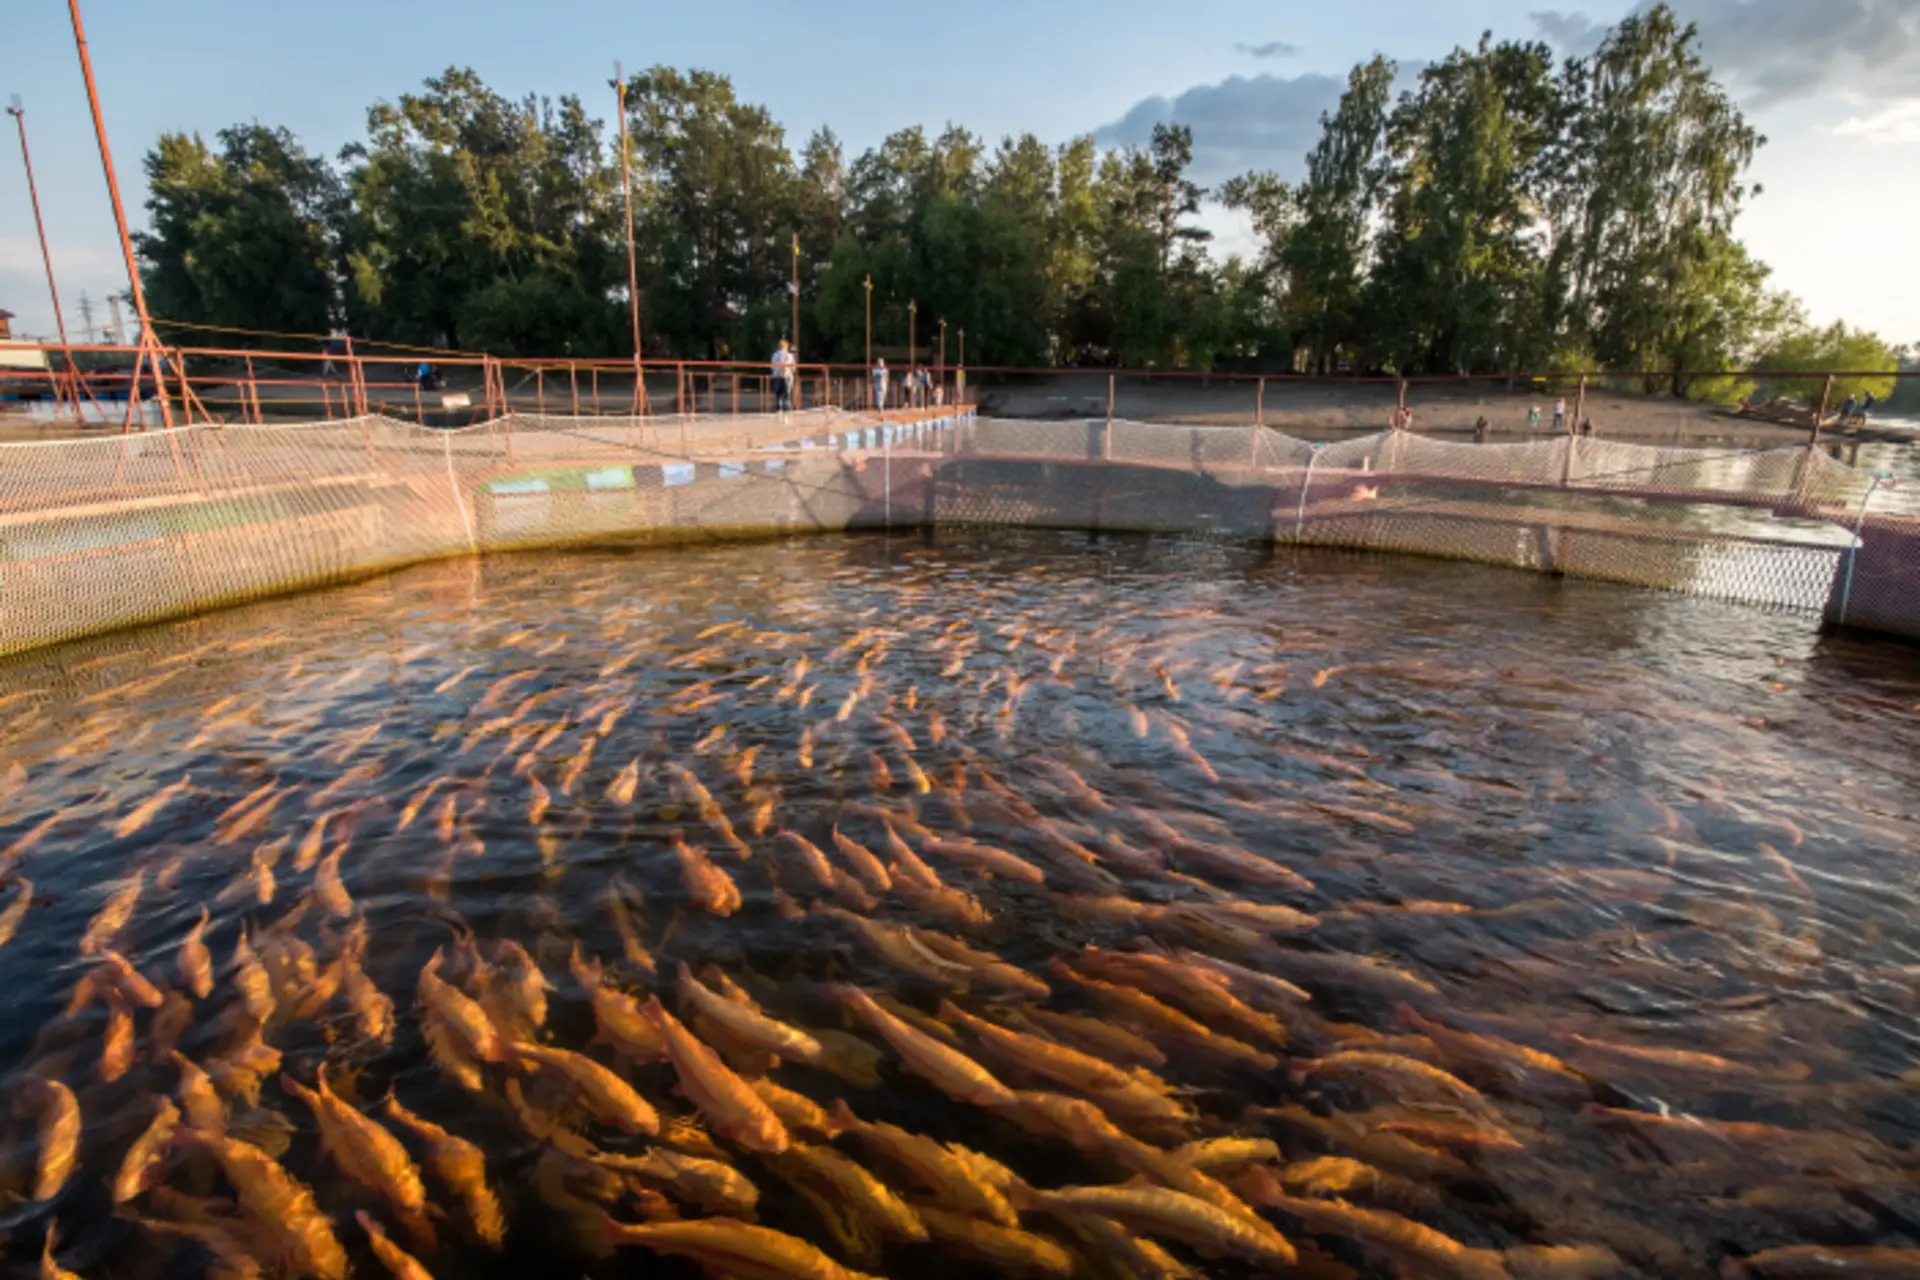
[2,531,1919,1279]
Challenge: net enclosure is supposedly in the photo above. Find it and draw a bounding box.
[1,407,1914,660]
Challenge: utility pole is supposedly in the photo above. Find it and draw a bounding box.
[938,318,946,404]
[864,274,873,408]
[613,62,645,413]
[790,233,800,354]
[908,299,917,407]
[70,0,174,429]
[79,291,95,340]
[107,294,126,345]
[6,95,79,416]
[958,328,966,407]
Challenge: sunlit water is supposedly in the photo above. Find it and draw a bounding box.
[2,530,1919,1279]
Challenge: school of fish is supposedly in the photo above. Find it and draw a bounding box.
[0,531,1917,1280]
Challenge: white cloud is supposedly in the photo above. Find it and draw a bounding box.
[1234,41,1302,60]
[1533,1,1920,108]
[1834,98,1920,144]
[1093,63,1424,187]
[1094,72,1347,185]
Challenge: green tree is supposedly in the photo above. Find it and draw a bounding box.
[623,67,797,359]
[1559,5,1765,393]
[137,124,342,344]
[1277,57,1394,372]
[1752,321,1900,409]
[342,68,620,354]
[1365,37,1560,374]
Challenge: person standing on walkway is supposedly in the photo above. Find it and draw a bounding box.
[1553,397,1566,432]
[871,358,889,415]
[771,339,796,420]
[1528,404,1541,431]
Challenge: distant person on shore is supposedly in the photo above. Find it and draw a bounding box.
[1474,416,1491,444]
[871,359,888,414]
[1528,404,1541,430]
[1579,415,1593,436]
[1841,394,1857,426]
[1862,392,1876,424]
[1553,397,1566,432]
[771,339,795,419]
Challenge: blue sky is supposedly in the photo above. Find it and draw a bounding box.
[4,0,1916,347]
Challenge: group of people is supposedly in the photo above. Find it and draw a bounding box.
[866,359,940,411]
[1391,397,1592,441]
[1838,392,1878,427]
[768,341,947,419]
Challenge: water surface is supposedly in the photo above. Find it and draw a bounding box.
[2,531,1918,1279]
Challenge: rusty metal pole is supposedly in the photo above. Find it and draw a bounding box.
[791,233,800,355]
[1571,374,1588,438]
[6,97,80,417]
[908,299,917,409]
[1255,375,1265,426]
[69,0,174,430]
[569,361,580,416]
[864,275,873,410]
[614,65,645,414]
[1813,374,1834,444]
[1395,377,1408,429]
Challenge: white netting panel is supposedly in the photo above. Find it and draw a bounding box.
[3,410,1914,657]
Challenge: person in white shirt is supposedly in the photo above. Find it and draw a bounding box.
[771,339,796,418]
[871,359,888,414]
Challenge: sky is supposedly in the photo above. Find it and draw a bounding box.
[2,0,1916,348]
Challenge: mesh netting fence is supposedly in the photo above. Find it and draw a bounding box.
[2,409,1913,659]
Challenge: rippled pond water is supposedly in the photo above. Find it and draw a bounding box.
[2,530,1919,1280]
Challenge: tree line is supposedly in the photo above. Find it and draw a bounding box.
[135,5,1906,404]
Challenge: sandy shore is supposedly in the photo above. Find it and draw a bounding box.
[6,368,1911,451]
[971,373,1913,448]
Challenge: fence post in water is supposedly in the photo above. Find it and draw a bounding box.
[1571,374,1588,438]
[1255,376,1265,426]
[568,362,580,416]
[1836,475,1884,628]
[1813,374,1834,444]
[1295,443,1325,542]
[1396,378,1408,426]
